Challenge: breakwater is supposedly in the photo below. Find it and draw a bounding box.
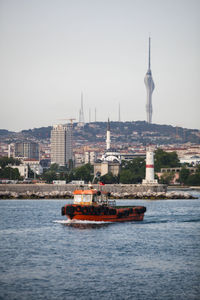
[0,183,196,199]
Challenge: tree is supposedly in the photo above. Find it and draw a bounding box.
[0,167,21,180]
[120,169,134,184]
[187,173,200,186]
[185,165,200,186]
[154,149,180,172]
[100,172,119,184]
[28,165,34,179]
[42,170,57,183]
[0,157,21,168]
[58,171,69,182]
[72,164,93,183]
[49,163,59,172]
[120,157,145,184]
[179,168,190,185]
[159,172,174,185]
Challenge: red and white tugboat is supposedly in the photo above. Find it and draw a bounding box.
[61,187,146,222]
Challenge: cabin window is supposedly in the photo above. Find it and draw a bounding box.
[74,195,82,203]
[83,195,92,202]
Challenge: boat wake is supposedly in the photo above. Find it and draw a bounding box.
[53,219,108,225]
[53,219,113,228]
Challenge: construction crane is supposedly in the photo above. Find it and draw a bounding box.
[58,118,76,127]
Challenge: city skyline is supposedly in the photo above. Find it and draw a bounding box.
[0,0,199,131]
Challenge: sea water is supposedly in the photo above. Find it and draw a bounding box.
[0,194,200,300]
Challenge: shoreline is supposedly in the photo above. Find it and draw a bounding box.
[0,190,197,200]
[168,186,200,191]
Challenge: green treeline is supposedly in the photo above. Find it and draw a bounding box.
[179,166,200,186]
[41,150,199,185]
[0,157,21,180]
[0,150,200,185]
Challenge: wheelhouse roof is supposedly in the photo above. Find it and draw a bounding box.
[73,189,98,195]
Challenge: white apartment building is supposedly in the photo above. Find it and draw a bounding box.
[23,159,43,175]
[51,124,72,166]
[11,165,29,178]
[85,151,97,164]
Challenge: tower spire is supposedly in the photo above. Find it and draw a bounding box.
[148,36,151,71]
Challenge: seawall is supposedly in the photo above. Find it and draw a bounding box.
[0,184,196,199]
[0,183,167,194]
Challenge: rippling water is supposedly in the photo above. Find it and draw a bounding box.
[0,195,200,300]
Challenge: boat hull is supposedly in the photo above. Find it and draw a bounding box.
[61,204,146,222]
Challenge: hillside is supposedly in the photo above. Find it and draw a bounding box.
[0,122,200,145]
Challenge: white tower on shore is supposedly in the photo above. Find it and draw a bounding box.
[142,147,158,184]
[106,118,111,150]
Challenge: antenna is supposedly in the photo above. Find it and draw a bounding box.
[118,103,121,122]
[148,36,151,70]
[79,92,85,124]
[95,108,96,122]
[89,108,91,123]
[78,109,81,123]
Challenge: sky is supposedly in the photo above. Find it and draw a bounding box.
[0,0,199,131]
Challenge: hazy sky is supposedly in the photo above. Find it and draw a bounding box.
[0,0,199,131]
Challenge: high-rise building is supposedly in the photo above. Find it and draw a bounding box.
[14,142,39,160]
[50,124,72,166]
[144,37,155,123]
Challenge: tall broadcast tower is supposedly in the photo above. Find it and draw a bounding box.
[78,92,85,126]
[144,37,155,124]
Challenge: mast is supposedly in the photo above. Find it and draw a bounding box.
[148,36,151,71]
[78,92,85,126]
[118,103,121,122]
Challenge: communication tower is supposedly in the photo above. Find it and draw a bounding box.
[144,37,155,123]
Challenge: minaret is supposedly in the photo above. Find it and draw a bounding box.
[106,118,111,150]
[144,37,155,123]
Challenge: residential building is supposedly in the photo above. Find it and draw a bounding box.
[14,142,39,160]
[11,165,29,178]
[51,124,72,166]
[23,159,43,175]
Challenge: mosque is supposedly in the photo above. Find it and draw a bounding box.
[93,119,121,177]
[93,119,158,185]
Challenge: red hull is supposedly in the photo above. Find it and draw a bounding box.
[61,204,146,222]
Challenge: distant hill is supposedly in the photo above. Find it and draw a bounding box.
[0,122,200,145]
[0,129,14,136]
[21,126,52,140]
